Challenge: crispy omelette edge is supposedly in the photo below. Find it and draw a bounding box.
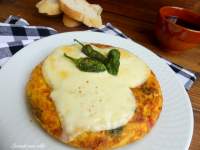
[26,44,163,150]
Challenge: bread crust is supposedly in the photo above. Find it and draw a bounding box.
[36,0,62,16]
[63,15,81,27]
[26,44,162,150]
[59,0,102,28]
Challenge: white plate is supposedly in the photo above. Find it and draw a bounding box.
[0,31,193,150]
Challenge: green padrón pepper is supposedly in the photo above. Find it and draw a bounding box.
[64,53,106,72]
[74,39,107,63]
[105,49,120,75]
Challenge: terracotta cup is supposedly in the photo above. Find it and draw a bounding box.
[155,6,200,52]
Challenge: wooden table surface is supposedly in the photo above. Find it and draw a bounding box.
[0,0,199,149]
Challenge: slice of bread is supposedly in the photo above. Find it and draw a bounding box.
[59,0,103,28]
[63,15,81,27]
[36,0,62,16]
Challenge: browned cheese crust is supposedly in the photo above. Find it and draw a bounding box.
[26,44,163,150]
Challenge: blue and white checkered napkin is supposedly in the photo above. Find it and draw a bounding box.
[0,16,197,90]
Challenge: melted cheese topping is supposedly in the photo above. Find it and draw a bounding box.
[42,44,150,141]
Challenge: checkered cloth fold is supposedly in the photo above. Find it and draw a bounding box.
[0,16,196,90]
